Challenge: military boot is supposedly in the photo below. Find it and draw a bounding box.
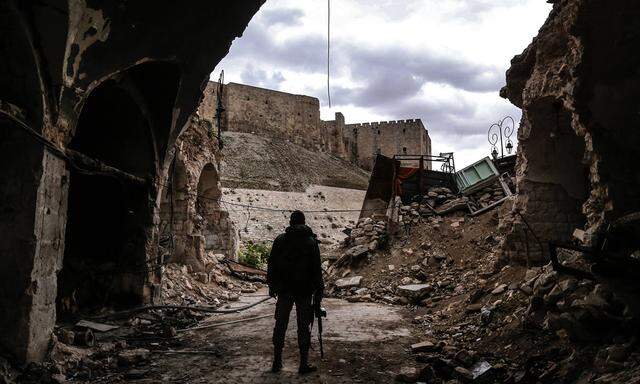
[271,349,283,373]
[298,349,317,375]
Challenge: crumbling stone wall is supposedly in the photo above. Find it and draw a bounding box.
[0,0,263,363]
[320,112,347,159]
[499,0,640,263]
[344,119,432,171]
[159,117,238,270]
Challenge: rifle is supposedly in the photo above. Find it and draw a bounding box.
[314,298,327,358]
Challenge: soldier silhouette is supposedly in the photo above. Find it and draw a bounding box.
[267,210,324,375]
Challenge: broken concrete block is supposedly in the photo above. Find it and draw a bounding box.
[117,348,150,367]
[335,276,363,289]
[435,197,469,215]
[491,284,507,294]
[395,366,418,383]
[410,340,438,353]
[454,366,473,380]
[572,228,586,242]
[397,284,432,301]
[345,245,369,259]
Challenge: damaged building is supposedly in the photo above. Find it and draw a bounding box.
[0,0,264,363]
[498,0,640,265]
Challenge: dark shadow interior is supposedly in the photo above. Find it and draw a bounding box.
[197,163,221,250]
[57,79,156,318]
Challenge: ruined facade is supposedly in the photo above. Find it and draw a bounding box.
[498,0,640,263]
[0,0,263,363]
[202,82,432,171]
[158,117,238,271]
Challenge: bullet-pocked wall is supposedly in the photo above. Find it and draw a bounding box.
[499,0,640,263]
[0,0,264,363]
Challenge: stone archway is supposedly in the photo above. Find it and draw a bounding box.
[57,77,158,318]
[196,163,236,256]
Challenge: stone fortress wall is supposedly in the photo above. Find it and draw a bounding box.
[202,82,431,170]
[344,118,432,170]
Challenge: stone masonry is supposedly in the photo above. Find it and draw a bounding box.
[159,116,238,272]
[0,0,263,363]
[498,0,640,264]
[202,82,432,171]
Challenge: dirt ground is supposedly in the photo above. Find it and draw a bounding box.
[220,132,370,192]
[120,291,417,383]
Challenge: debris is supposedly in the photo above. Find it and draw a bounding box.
[335,276,363,289]
[117,348,150,367]
[395,367,418,383]
[491,284,507,295]
[471,361,492,379]
[411,340,439,353]
[75,320,119,332]
[397,284,432,301]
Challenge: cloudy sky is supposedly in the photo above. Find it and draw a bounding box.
[213,0,552,168]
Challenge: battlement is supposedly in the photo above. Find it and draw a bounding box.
[346,118,424,130]
[200,82,431,171]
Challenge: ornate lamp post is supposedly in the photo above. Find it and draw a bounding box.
[488,116,516,159]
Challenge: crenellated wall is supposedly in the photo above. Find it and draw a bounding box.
[202,82,432,170]
[344,119,431,171]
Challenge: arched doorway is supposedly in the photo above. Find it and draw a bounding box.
[159,156,189,263]
[196,163,224,252]
[57,77,157,317]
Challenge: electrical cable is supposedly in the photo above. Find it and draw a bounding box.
[327,0,332,108]
[90,296,272,320]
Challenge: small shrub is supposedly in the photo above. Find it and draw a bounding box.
[238,242,271,269]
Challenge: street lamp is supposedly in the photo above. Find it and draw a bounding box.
[488,116,516,159]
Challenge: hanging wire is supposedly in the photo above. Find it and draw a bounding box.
[327,0,332,108]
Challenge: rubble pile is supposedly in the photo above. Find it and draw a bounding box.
[395,260,640,384]
[466,180,510,213]
[343,217,388,250]
[4,254,269,384]
[161,253,262,306]
[398,187,467,226]
[327,211,502,305]
[332,218,389,268]
[328,198,640,382]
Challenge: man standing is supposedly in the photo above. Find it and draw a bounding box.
[267,210,324,375]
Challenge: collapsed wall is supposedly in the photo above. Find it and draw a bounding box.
[499,0,640,263]
[0,0,263,362]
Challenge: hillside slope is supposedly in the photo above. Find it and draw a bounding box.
[220,132,370,192]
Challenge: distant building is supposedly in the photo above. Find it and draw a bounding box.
[200,82,432,171]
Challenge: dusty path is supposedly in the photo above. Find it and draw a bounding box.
[150,291,415,383]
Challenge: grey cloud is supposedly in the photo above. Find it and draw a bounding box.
[260,7,305,27]
[240,64,286,89]
[447,0,530,22]
[221,1,520,152]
